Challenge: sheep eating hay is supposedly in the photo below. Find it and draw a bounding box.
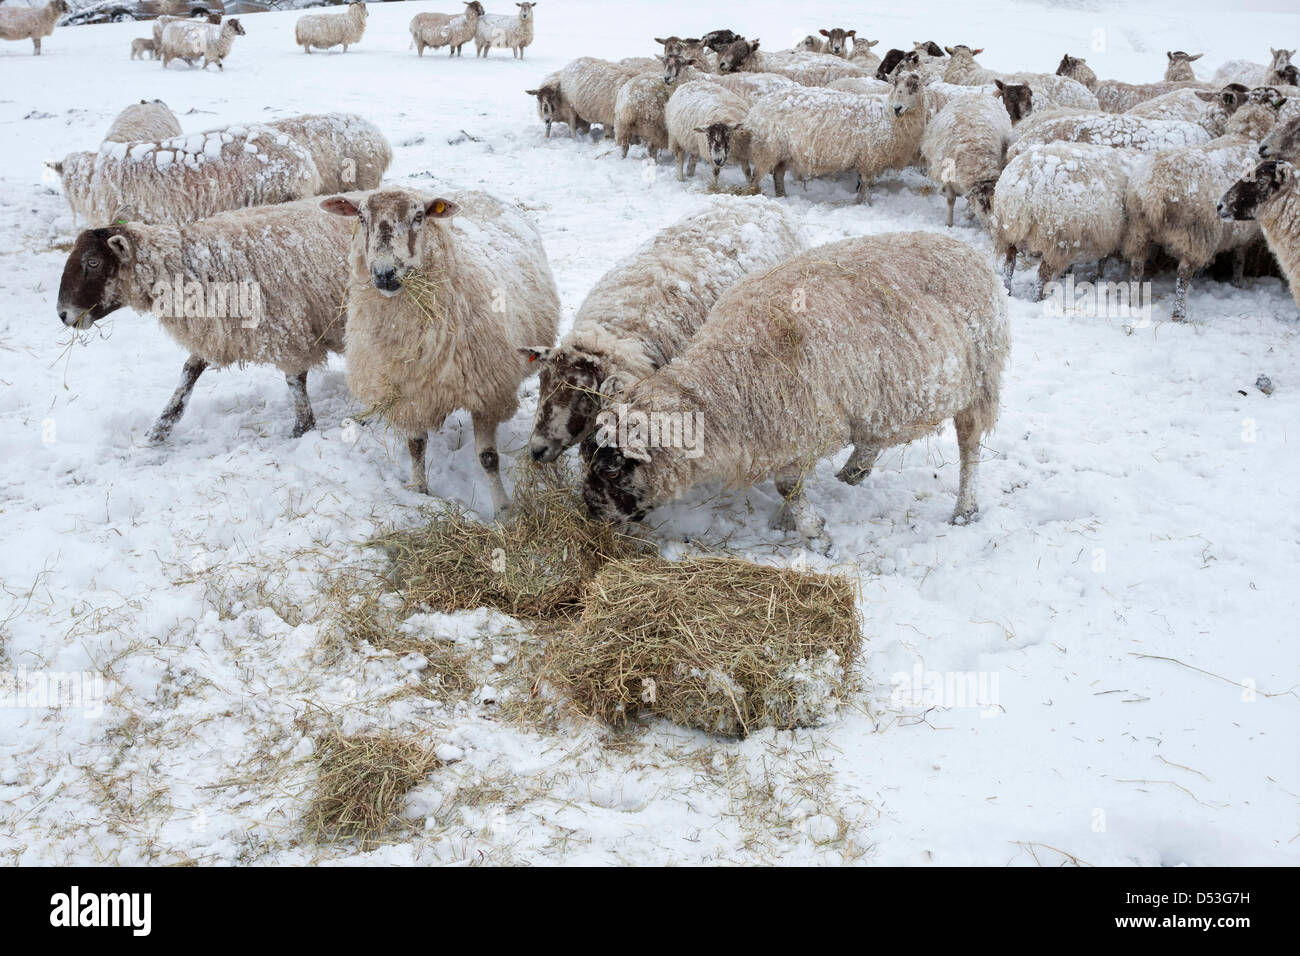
[295,2,368,54]
[0,0,68,56]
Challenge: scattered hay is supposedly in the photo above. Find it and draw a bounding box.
[706,180,762,196]
[546,557,863,737]
[401,268,451,328]
[305,730,440,847]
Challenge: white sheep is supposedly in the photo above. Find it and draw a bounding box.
[1125,84,1249,136]
[921,90,1013,227]
[747,70,928,203]
[792,35,824,54]
[152,13,217,49]
[581,232,1010,552]
[321,188,561,511]
[103,100,181,145]
[54,124,321,226]
[1005,111,1211,164]
[558,57,642,133]
[524,196,806,462]
[526,72,590,138]
[943,45,1099,109]
[1164,51,1203,82]
[262,113,393,192]
[716,38,872,85]
[1219,160,1300,310]
[411,2,484,57]
[0,0,68,56]
[54,196,356,441]
[613,71,672,159]
[816,28,854,58]
[130,38,158,61]
[1211,49,1294,88]
[1093,79,1208,113]
[1055,54,1097,92]
[847,36,881,73]
[295,2,368,54]
[475,1,536,59]
[161,18,245,71]
[664,79,752,183]
[1125,89,1287,320]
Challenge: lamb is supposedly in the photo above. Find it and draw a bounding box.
[53,124,321,226]
[295,2,367,54]
[411,1,484,57]
[1004,111,1211,164]
[161,18,245,71]
[582,232,1010,552]
[262,113,392,192]
[920,89,1013,227]
[1125,84,1249,136]
[1219,160,1300,310]
[944,45,1098,109]
[103,100,181,145]
[0,0,67,55]
[558,57,642,132]
[613,70,672,159]
[475,1,536,59]
[1164,51,1203,82]
[1056,54,1097,91]
[55,196,356,441]
[664,80,752,183]
[130,38,157,60]
[1093,79,1208,113]
[1259,113,1300,161]
[746,70,927,203]
[1125,88,1287,320]
[991,143,1146,298]
[524,197,806,463]
[847,36,881,72]
[1212,49,1294,88]
[526,73,590,138]
[321,188,561,511]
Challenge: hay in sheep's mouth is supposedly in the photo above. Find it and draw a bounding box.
[400,268,451,328]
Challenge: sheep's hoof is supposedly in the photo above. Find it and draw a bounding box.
[835,462,870,486]
[145,427,170,446]
[770,505,797,532]
[805,534,834,558]
[404,480,430,495]
[291,420,316,439]
[951,506,978,526]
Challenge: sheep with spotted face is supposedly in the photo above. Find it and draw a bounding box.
[411,2,484,57]
[582,233,1010,553]
[664,79,753,184]
[54,196,355,442]
[295,2,368,54]
[0,0,69,56]
[524,197,805,465]
[476,2,537,59]
[322,188,560,511]
[1165,51,1203,82]
[103,100,181,145]
[1219,160,1300,310]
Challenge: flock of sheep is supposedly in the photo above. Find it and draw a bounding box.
[32,9,1300,552]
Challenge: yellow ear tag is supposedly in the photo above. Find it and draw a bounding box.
[433,201,446,215]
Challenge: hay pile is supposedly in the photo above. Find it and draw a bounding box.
[545,556,863,736]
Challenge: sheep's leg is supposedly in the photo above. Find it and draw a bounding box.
[1172,262,1192,322]
[1094,255,1110,281]
[1000,245,1016,290]
[406,432,429,495]
[772,162,787,198]
[33,38,41,56]
[1035,259,1059,302]
[147,355,209,444]
[286,371,315,438]
[686,152,697,177]
[944,184,956,227]
[952,410,982,525]
[773,469,831,555]
[674,148,686,182]
[835,443,879,486]
[472,412,511,515]
[856,169,873,205]
[620,140,629,159]
[1232,248,1247,288]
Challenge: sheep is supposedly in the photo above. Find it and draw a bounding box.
[1219,160,1300,310]
[475,1,536,59]
[581,232,1010,552]
[746,70,927,203]
[558,57,642,132]
[161,18,245,71]
[991,143,1146,298]
[613,71,672,159]
[1056,54,1097,92]
[295,2,367,54]
[1259,113,1300,161]
[700,29,741,53]
[53,124,321,227]
[54,196,356,441]
[411,1,484,57]
[1125,84,1249,136]
[0,0,67,55]
[655,36,718,70]
[1212,49,1294,88]
[876,48,920,81]
[1125,88,1287,320]
[103,100,182,144]
[817,28,854,58]
[1093,79,1208,113]
[1005,111,1211,164]
[715,38,871,85]
[708,70,801,103]
[1164,51,1203,82]
[847,36,881,73]
[792,35,823,54]
[201,17,245,71]
[920,89,1013,227]
[262,113,392,192]
[944,45,1098,109]
[664,80,752,183]
[526,73,590,138]
[321,188,561,511]
[152,12,219,50]
[524,196,806,463]
[923,79,1033,123]
[130,38,158,61]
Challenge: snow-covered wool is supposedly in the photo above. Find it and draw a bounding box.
[664,79,752,183]
[1056,54,1097,91]
[1125,84,1249,136]
[103,100,181,145]
[1259,113,1300,161]
[1164,51,1203,81]
[613,71,672,159]
[161,18,245,71]
[944,46,1098,109]
[410,1,484,57]
[130,38,157,60]
[847,36,881,72]
[54,196,356,441]
[54,125,321,226]
[792,35,823,54]
[295,2,368,54]
[475,1,536,59]
[526,71,590,138]
[152,12,218,49]
[1004,111,1210,164]
[1093,79,1208,113]
[825,75,891,96]
[1125,90,1287,320]
[322,188,560,510]
[921,90,1012,227]
[1211,49,1294,88]
[708,70,801,102]
[716,39,871,85]
[558,56,642,130]
[525,196,805,463]
[262,113,392,192]
[0,0,67,56]
[582,232,1010,552]
[1218,160,1300,309]
[991,143,1146,298]
[747,70,928,203]
[911,41,949,82]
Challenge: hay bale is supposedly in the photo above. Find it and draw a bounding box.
[548,557,863,736]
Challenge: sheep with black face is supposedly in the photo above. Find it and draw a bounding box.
[1219,160,1300,310]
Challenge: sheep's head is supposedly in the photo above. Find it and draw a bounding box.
[464,1,486,17]
[321,190,460,297]
[583,442,652,524]
[57,227,134,329]
[1195,83,1249,115]
[819,28,855,57]
[944,44,982,59]
[1055,53,1079,76]
[51,0,70,12]
[793,35,821,54]
[1164,51,1202,81]
[1259,115,1300,161]
[993,79,1033,124]
[352,2,368,17]
[1269,48,1295,71]
[700,29,740,53]
[662,51,698,85]
[877,48,920,79]
[527,85,560,124]
[695,122,743,169]
[1218,160,1294,221]
[914,40,944,57]
[1278,64,1299,86]
[967,179,997,220]
[1226,86,1289,137]
[717,37,756,73]
[516,2,535,20]
[887,71,924,116]
[226,18,245,36]
[521,346,624,462]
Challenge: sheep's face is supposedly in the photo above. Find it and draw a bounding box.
[1269,48,1295,72]
[717,37,756,73]
[1218,160,1293,221]
[1260,116,1300,161]
[994,80,1033,124]
[819,28,854,57]
[583,445,651,524]
[465,1,486,16]
[522,346,610,462]
[888,71,924,116]
[57,228,132,329]
[227,19,245,36]
[1055,54,1078,77]
[1226,87,1288,136]
[321,191,460,297]
[696,122,740,168]
[351,2,368,17]
[794,36,821,54]
[527,85,560,124]
[662,52,697,85]
[1195,84,1249,117]
[516,2,534,20]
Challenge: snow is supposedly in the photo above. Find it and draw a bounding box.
[1,0,1298,866]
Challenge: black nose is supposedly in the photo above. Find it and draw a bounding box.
[371,268,401,292]
[531,446,548,462]
[58,309,69,324]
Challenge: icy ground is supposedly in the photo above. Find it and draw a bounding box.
[0,0,1297,865]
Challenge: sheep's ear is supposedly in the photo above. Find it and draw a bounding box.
[320,197,360,217]
[524,88,540,96]
[751,38,760,50]
[1194,90,1216,102]
[654,37,667,45]
[1190,53,1202,61]
[1166,51,1174,60]
[847,30,856,38]
[819,29,830,37]
[994,79,1006,91]
[106,233,133,261]
[693,126,708,133]
[944,45,955,55]
[519,346,553,364]
[45,160,64,175]
[869,39,879,47]
[972,48,984,55]
[426,198,460,219]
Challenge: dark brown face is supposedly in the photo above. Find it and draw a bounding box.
[525,347,604,462]
[968,179,997,218]
[701,29,740,52]
[994,80,1033,123]
[1260,115,1300,161]
[582,445,648,523]
[57,228,131,330]
[1055,54,1073,76]
[697,122,737,167]
[717,37,755,72]
[527,85,559,123]
[1218,160,1292,221]
[916,40,944,57]
[875,48,906,79]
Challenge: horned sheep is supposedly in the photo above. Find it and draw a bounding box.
[321,188,560,512]
[582,233,1010,553]
[411,2,485,57]
[295,2,368,54]
[476,2,536,59]
[103,100,181,145]
[1219,160,1300,310]
[0,0,68,56]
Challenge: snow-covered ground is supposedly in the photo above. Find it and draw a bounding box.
[1,0,1298,866]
